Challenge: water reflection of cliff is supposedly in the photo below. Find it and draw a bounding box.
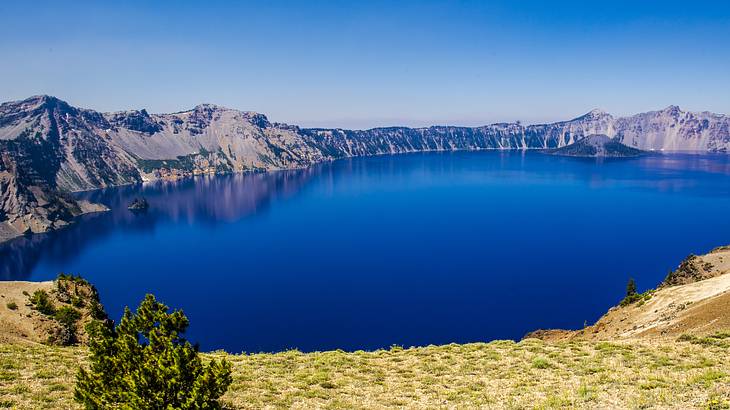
[0,167,319,280]
[2,152,729,281]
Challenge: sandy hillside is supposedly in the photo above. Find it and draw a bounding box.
[529,246,730,342]
[0,281,55,344]
[0,277,104,345]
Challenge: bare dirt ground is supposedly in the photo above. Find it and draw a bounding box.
[0,277,102,345]
[0,281,55,344]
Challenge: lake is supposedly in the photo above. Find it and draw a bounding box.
[1,151,729,352]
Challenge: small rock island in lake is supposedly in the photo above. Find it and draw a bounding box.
[548,134,646,158]
[127,197,149,211]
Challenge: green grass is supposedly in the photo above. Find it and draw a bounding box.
[620,289,655,307]
[678,333,730,348]
[1,336,729,409]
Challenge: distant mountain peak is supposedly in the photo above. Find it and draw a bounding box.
[18,94,64,108]
[26,94,57,102]
[0,95,76,118]
[573,108,611,122]
[662,105,682,114]
[193,103,228,111]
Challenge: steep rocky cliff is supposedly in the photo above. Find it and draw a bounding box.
[1,95,729,241]
[615,106,730,152]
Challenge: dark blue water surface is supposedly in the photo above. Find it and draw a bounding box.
[2,151,729,352]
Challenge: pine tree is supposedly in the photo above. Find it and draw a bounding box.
[626,278,637,297]
[75,294,232,409]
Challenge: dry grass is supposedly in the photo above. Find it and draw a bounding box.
[1,337,730,409]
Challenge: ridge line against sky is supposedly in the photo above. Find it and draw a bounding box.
[1,0,729,129]
[8,94,728,131]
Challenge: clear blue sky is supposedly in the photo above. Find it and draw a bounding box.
[1,0,729,128]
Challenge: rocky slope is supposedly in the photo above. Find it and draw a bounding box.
[616,106,730,152]
[527,246,730,341]
[1,96,729,241]
[0,274,107,345]
[0,144,107,242]
[547,134,646,157]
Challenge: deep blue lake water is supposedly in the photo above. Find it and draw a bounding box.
[2,151,730,352]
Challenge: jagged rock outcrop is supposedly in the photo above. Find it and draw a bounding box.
[660,246,730,287]
[1,95,729,241]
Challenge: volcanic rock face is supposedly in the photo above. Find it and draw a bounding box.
[1,95,729,241]
[615,106,730,152]
[0,154,107,241]
[0,95,141,192]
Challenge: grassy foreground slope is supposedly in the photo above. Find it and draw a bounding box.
[1,336,729,409]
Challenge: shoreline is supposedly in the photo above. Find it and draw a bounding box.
[0,206,108,246]
[0,148,720,246]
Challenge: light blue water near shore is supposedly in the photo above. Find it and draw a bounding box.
[1,151,729,352]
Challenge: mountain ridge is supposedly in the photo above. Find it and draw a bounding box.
[5,95,726,132]
[1,95,729,242]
